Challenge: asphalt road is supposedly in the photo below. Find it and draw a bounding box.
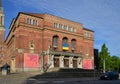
[0,77,120,84]
[0,72,120,84]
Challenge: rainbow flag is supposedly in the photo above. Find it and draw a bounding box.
[62,43,69,50]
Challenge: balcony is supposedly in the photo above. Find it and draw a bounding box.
[49,51,82,57]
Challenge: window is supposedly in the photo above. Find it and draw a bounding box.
[59,24,62,29]
[33,20,38,25]
[84,31,90,37]
[54,23,58,28]
[63,25,67,30]
[53,36,58,48]
[62,37,69,51]
[27,18,38,26]
[52,36,59,51]
[54,23,76,32]
[68,26,71,31]
[73,28,76,32]
[27,18,32,24]
[66,26,69,30]
[62,37,68,44]
[71,39,76,50]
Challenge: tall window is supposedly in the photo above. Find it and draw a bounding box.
[71,39,76,52]
[63,25,67,30]
[52,36,58,51]
[54,23,59,28]
[33,20,38,25]
[62,37,69,51]
[73,28,76,32]
[29,40,34,53]
[27,18,32,24]
[62,37,68,44]
[59,24,62,29]
[68,26,71,31]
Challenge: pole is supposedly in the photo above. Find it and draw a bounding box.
[103,59,105,73]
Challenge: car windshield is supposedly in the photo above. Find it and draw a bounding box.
[105,71,113,75]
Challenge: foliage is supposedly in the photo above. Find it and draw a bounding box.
[99,43,110,71]
[110,56,119,70]
[98,43,120,72]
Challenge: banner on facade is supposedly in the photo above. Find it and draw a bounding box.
[83,59,93,69]
[62,43,69,50]
[24,53,39,68]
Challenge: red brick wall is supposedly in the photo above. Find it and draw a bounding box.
[5,12,94,70]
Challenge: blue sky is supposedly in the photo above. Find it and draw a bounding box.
[2,0,120,56]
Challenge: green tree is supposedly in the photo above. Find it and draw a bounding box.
[99,43,110,73]
[110,56,120,71]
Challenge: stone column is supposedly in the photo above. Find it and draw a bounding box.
[60,56,64,68]
[77,57,82,68]
[69,57,73,68]
[50,55,54,68]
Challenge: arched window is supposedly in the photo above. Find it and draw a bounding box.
[62,37,69,51]
[62,37,68,44]
[71,39,76,52]
[52,36,59,51]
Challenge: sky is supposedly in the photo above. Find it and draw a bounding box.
[2,0,120,57]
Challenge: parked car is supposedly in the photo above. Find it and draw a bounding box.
[100,71,119,80]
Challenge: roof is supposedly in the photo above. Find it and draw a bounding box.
[83,28,94,32]
[20,12,83,26]
[20,12,44,19]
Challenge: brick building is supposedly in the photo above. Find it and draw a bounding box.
[4,12,94,72]
[0,0,5,67]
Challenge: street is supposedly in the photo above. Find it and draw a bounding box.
[25,78,120,84]
[0,72,120,84]
[0,77,120,84]
[25,79,120,84]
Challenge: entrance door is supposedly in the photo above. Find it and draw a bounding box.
[73,59,77,68]
[64,59,69,67]
[54,58,59,67]
[11,58,16,72]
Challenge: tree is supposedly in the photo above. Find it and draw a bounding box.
[99,43,110,73]
[110,56,120,71]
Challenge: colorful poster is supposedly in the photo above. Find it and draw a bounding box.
[83,59,93,69]
[62,43,69,50]
[24,53,39,68]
